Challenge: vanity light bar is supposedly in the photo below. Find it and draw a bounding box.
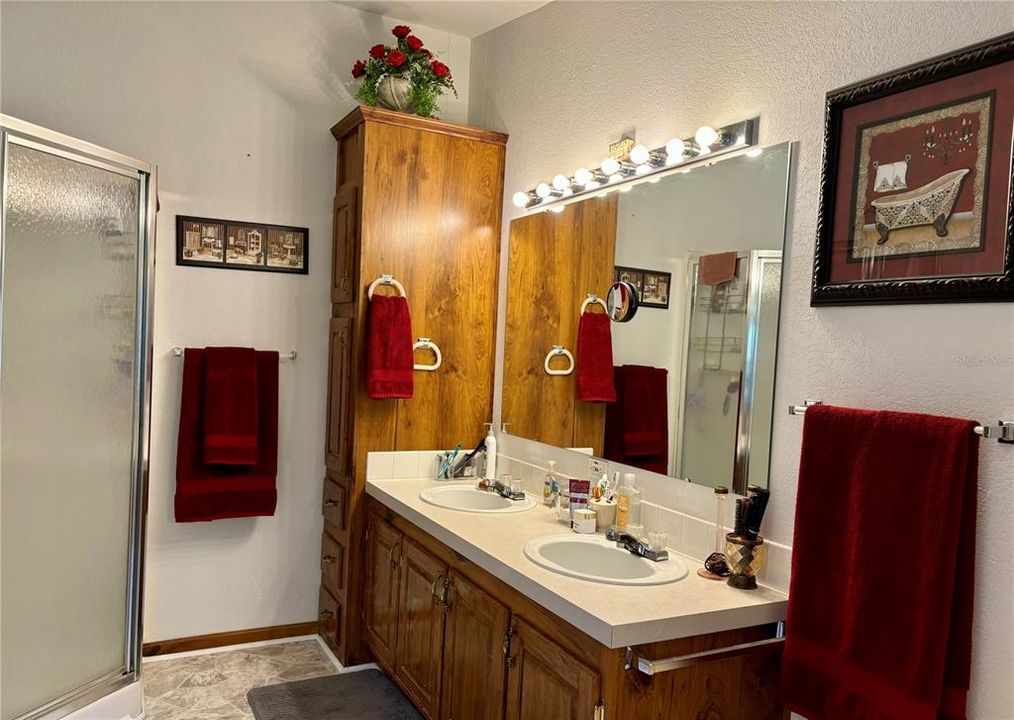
[513,118,759,213]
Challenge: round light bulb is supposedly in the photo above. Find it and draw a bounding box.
[695,125,719,148]
[552,174,570,191]
[512,191,530,208]
[665,138,686,158]
[635,164,651,176]
[629,144,650,166]
[601,157,620,175]
[574,168,593,185]
[536,183,553,199]
[550,205,565,214]
[619,185,633,193]
[608,173,622,184]
[583,180,600,190]
[746,147,764,158]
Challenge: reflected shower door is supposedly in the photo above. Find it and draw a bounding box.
[1,133,149,720]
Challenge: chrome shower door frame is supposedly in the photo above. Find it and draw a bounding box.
[0,114,156,720]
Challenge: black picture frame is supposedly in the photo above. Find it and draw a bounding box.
[615,265,671,309]
[811,32,1014,306]
[176,215,309,275]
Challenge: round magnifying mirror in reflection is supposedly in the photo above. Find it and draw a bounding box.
[607,281,639,322]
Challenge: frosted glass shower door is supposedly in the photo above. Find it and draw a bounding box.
[1,128,151,720]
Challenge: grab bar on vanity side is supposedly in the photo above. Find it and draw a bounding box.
[624,621,785,676]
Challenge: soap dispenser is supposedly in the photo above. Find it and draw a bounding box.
[615,472,642,532]
[483,423,497,481]
[543,461,559,506]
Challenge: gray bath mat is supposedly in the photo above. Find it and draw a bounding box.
[247,669,422,720]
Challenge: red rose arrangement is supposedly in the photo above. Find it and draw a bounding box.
[350,25,456,118]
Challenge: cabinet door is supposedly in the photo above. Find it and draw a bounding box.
[396,539,448,720]
[363,514,401,671]
[441,572,510,720]
[505,619,600,720]
[324,316,352,475]
[318,586,341,652]
[332,185,357,304]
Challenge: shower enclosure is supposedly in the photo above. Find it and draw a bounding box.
[0,116,154,720]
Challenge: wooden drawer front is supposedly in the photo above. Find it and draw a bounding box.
[322,476,347,534]
[318,586,341,652]
[331,186,357,304]
[325,316,352,475]
[321,532,344,598]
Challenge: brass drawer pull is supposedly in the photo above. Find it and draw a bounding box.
[319,610,334,620]
[502,623,515,669]
[624,621,785,675]
[324,499,339,507]
[340,276,350,292]
[322,555,336,564]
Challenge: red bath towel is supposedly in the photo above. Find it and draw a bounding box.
[604,365,668,474]
[202,347,258,465]
[175,348,279,522]
[576,312,615,402]
[366,295,413,399]
[698,251,738,285]
[782,404,979,720]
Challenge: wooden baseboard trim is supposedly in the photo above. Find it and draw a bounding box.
[142,621,319,657]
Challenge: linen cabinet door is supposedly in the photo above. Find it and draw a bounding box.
[396,539,448,720]
[331,185,357,304]
[440,572,510,720]
[324,315,352,476]
[363,514,401,672]
[505,619,600,720]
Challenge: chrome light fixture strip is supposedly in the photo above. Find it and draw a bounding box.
[516,118,759,213]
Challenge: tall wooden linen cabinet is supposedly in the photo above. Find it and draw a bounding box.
[318,106,507,665]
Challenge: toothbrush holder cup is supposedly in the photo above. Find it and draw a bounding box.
[725,533,766,590]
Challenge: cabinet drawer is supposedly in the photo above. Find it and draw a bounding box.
[321,532,344,598]
[318,586,341,652]
[322,476,347,534]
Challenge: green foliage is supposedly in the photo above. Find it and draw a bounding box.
[351,28,457,118]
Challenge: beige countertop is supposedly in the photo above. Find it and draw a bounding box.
[366,477,787,649]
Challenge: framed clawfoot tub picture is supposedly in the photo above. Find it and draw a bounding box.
[811,32,1014,305]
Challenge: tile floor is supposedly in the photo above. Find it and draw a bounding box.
[142,640,339,719]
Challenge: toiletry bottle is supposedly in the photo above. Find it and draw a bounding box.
[615,473,642,532]
[483,423,497,481]
[543,461,559,506]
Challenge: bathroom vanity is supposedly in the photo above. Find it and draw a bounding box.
[363,473,788,720]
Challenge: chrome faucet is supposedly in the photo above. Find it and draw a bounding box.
[611,531,669,562]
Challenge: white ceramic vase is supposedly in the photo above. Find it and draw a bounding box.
[376,76,416,113]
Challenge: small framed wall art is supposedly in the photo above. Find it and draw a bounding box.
[811,33,1014,305]
[176,215,308,274]
[615,266,671,309]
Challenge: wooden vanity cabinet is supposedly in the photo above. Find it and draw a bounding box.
[320,106,507,664]
[365,498,786,720]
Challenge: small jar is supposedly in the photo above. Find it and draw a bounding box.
[572,509,596,534]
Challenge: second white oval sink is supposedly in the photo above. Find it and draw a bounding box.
[524,534,688,586]
[420,483,537,513]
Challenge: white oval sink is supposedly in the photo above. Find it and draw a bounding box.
[420,484,537,513]
[524,534,688,586]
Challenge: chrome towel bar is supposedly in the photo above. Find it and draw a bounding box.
[625,621,785,675]
[788,400,1014,443]
[171,347,297,361]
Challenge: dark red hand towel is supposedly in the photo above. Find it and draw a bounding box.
[782,405,979,720]
[176,348,279,522]
[603,365,668,475]
[203,347,259,465]
[699,251,738,285]
[366,295,413,399]
[576,312,615,402]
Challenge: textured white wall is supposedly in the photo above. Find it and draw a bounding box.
[0,0,470,642]
[469,3,1014,717]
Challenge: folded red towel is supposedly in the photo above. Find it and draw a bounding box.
[603,365,668,474]
[576,312,615,402]
[202,347,258,465]
[366,295,413,399]
[175,348,279,522]
[782,405,979,720]
[698,251,738,285]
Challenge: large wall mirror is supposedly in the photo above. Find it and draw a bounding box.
[503,142,792,493]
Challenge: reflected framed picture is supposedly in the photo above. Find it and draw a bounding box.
[811,33,1014,305]
[177,215,308,274]
[615,266,670,309]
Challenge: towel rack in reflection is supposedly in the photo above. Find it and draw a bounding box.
[580,294,608,314]
[788,400,1014,444]
[412,338,442,371]
[367,273,407,300]
[171,347,298,361]
[544,345,575,376]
